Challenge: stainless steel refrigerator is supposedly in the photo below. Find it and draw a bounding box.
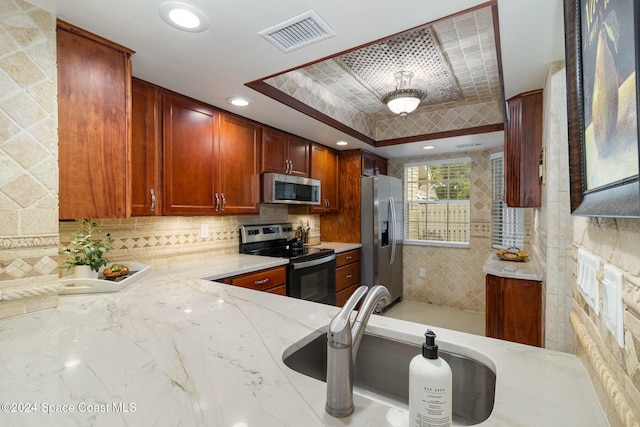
[361,175,403,310]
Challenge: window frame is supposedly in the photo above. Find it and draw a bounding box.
[403,157,471,248]
[490,152,525,249]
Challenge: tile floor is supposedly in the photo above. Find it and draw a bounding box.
[382,300,486,336]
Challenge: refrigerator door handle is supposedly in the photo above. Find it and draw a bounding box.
[389,196,396,264]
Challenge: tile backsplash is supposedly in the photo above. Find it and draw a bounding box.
[0,1,59,319]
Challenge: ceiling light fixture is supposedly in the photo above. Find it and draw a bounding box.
[159,2,209,33]
[381,71,425,120]
[423,145,435,150]
[226,97,250,107]
[336,141,348,146]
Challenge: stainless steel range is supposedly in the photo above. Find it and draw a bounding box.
[239,223,336,305]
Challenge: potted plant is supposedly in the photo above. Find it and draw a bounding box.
[59,219,111,279]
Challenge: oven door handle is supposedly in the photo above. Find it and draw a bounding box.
[291,253,336,270]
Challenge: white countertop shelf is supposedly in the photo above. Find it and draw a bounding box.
[482,252,543,281]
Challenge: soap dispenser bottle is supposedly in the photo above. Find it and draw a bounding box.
[409,329,452,427]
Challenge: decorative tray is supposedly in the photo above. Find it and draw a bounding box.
[59,261,151,294]
[495,248,530,262]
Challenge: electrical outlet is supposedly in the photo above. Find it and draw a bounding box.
[200,223,209,238]
[419,268,425,278]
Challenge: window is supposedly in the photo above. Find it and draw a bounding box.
[404,158,470,246]
[491,152,524,248]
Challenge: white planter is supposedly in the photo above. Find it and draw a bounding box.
[74,265,99,279]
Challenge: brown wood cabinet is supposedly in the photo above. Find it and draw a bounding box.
[261,128,310,177]
[163,93,218,215]
[310,143,339,214]
[362,150,388,176]
[131,78,161,216]
[163,93,260,215]
[320,150,387,242]
[504,89,543,207]
[220,266,286,295]
[335,249,361,307]
[57,21,133,219]
[485,274,542,347]
[217,113,261,214]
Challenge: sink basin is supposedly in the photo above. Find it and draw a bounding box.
[283,329,496,426]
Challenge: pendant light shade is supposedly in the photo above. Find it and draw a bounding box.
[381,71,425,119]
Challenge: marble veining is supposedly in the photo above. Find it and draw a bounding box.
[0,256,606,426]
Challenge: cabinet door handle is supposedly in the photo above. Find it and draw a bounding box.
[221,193,226,212]
[254,278,269,285]
[287,159,292,174]
[345,256,352,260]
[215,193,220,212]
[150,189,156,211]
[345,274,352,279]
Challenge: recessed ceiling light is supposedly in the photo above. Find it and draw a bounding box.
[422,145,435,150]
[159,2,209,33]
[226,97,250,107]
[336,141,348,146]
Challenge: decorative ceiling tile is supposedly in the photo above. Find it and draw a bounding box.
[256,5,503,143]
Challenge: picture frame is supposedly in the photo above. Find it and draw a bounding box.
[564,0,640,217]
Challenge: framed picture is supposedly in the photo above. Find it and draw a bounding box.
[564,0,640,217]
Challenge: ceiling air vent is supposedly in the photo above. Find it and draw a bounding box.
[258,10,335,53]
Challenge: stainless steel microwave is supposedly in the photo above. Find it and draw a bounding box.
[261,173,321,205]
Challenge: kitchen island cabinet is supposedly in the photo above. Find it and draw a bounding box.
[163,93,260,215]
[0,255,607,426]
[310,143,339,214]
[261,128,310,177]
[57,21,134,219]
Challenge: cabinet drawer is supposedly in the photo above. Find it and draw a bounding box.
[265,284,286,296]
[335,262,360,292]
[336,249,360,268]
[336,283,361,307]
[229,266,286,291]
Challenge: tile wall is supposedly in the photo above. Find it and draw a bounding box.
[59,207,321,269]
[387,148,522,313]
[0,0,60,319]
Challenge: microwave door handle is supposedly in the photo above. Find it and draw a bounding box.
[389,196,396,264]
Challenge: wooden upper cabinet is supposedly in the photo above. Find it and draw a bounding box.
[131,78,161,216]
[217,113,261,214]
[504,89,542,207]
[163,93,217,215]
[261,128,310,177]
[310,143,339,214]
[362,150,388,176]
[57,21,133,219]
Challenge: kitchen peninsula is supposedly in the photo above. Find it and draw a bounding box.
[0,255,605,426]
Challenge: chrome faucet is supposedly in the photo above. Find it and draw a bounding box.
[325,285,391,417]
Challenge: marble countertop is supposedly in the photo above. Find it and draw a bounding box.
[313,241,362,253]
[0,255,605,426]
[482,251,543,281]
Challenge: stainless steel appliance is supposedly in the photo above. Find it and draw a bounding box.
[239,223,336,305]
[360,175,403,310]
[261,173,321,205]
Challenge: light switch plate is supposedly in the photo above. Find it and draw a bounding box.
[577,248,600,315]
[200,223,209,239]
[603,264,624,348]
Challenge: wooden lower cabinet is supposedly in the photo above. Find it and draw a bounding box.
[220,266,286,294]
[335,249,361,307]
[485,274,542,347]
